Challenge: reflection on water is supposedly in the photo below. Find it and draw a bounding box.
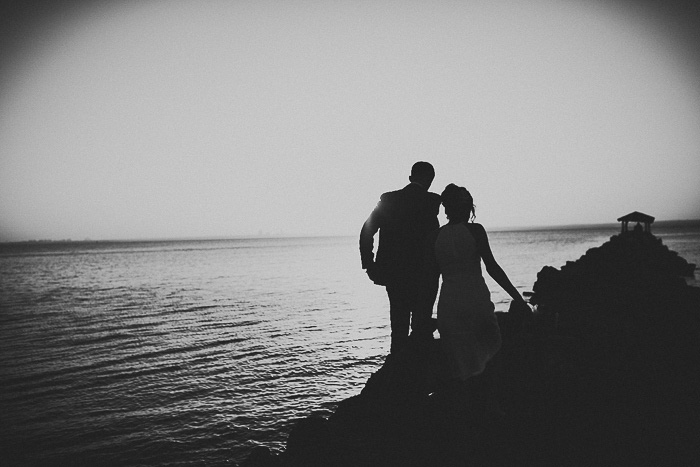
[1,226,698,465]
[1,237,387,465]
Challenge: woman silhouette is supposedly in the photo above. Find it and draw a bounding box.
[427,184,530,413]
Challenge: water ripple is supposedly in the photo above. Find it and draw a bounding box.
[3,232,696,464]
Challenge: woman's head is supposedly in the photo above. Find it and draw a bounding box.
[441,184,475,222]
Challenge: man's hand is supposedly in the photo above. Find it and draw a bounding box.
[509,299,533,319]
[365,262,386,286]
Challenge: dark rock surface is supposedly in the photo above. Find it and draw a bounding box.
[243,232,700,466]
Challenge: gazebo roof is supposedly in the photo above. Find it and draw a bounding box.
[617,211,655,223]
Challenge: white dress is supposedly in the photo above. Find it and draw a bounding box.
[435,223,501,380]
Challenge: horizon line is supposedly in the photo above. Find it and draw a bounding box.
[3,218,700,244]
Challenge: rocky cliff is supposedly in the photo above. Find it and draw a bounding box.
[244,231,699,466]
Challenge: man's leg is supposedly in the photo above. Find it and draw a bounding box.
[409,284,436,339]
[386,284,411,353]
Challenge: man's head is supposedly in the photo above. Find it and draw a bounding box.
[409,161,435,189]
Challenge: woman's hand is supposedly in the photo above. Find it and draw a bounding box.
[509,299,532,318]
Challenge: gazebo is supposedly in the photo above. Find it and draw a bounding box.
[617,211,655,234]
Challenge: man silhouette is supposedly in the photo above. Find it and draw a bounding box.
[360,161,441,353]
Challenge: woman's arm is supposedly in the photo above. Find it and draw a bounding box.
[470,223,527,304]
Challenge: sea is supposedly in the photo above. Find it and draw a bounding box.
[2,222,699,466]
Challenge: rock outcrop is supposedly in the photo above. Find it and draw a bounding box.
[243,232,700,466]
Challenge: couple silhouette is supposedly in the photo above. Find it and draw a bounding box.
[360,162,530,395]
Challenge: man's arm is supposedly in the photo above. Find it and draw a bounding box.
[423,228,441,304]
[419,193,441,236]
[359,199,383,269]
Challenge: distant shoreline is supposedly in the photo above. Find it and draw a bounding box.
[2,219,699,245]
[490,218,700,233]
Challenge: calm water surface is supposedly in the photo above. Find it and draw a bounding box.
[1,225,698,465]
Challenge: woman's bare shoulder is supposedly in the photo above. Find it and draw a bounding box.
[466,222,487,235]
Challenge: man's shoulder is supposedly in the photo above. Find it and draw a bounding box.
[379,189,403,202]
[379,186,439,208]
[427,191,441,204]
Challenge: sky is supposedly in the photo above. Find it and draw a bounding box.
[1,0,699,241]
